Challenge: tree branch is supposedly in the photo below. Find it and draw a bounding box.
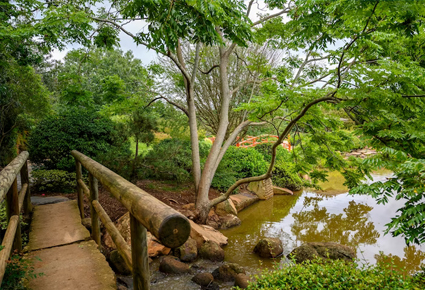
[145,96,189,117]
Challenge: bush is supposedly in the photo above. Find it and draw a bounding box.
[29,108,131,172]
[31,169,88,193]
[244,258,424,289]
[212,146,269,192]
[254,144,306,191]
[1,253,42,290]
[140,138,210,182]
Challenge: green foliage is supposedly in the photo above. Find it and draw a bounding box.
[28,108,131,172]
[1,254,43,290]
[140,138,210,182]
[244,258,424,290]
[212,146,268,191]
[31,169,86,193]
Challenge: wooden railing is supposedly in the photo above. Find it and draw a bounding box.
[0,152,32,285]
[71,150,191,290]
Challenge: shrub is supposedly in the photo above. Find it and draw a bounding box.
[212,146,269,192]
[254,144,306,191]
[1,253,42,290]
[244,258,424,289]
[31,169,88,193]
[29,108,131,172]
[140,138,210,182]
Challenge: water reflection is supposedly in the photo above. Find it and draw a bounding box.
[221,171,425,276]
[291,199,380,248]
[375,246,425,275]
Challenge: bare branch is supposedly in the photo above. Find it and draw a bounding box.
[145,96,189,117]
[231,77,276,95]
[251,8,291,27]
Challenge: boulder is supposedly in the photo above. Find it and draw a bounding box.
[189,220,228,248]
[192,273,214,287]
[81,218,91,231]
[215,199,238,216]
[159,256,190,274]
[218,214,241,230]
[247,178,273,200]
[234,273,250,289]
[212,263,246,282]
[254,237,283,258]
[273,186,294,195]
[199,241,225,262]
[229,193,260,212]
[174,237,198,262]
[288,242,355,264]
[104,212,171,258]
[109,250,131,275]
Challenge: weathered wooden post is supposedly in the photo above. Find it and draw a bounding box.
[20,160,32,219]
[75,160,84,219]
[6,178,21,253]
[130,214,150,290]
[88,173,101,245]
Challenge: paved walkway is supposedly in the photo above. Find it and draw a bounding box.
[26,200,116,290]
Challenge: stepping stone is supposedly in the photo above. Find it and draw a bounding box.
[31,196,69,206]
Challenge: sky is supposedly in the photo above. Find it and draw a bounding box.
[50,0,281,65]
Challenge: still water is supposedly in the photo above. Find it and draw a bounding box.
[149,170,424,289]
[222,170,425,275]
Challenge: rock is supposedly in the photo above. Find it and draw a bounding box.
[212,263,246,282]
[182,203,196,211]
[174,237,198,262]
[254,238,283,258]
[81,218,91,231]
[199,241,225,262]
[104,212,171,258]
[192,272,214,286]
[288,242,356,264]
[206,209,221,229]
[189,220,228,248]
[247,178,273,200]
[159,256,190,274]
[273,186,294,195]
[229,193,260,212]
[234,273,250,289]
[109,250,131,275]
[215,199,238,216]
[218,214,241,230]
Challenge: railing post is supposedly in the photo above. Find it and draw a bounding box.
[20,160,32,219]
[5,178,21,253]
[88,173,101,246]
[75,160,84,219]
[130,213,150,290]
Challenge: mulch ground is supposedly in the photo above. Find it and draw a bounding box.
[32,179,221,222]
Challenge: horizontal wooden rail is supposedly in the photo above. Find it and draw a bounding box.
[92,200,132,271]
[0,215,19,283]
[0,152,31,287]
[71,150,190,248]
[0,152,29,203]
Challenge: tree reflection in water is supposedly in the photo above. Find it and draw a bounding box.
[291,197,380,249]
[375,246,425,275]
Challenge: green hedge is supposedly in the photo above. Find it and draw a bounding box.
[29,108,131,173]
[31,169,88,193]
[244,258,424,289]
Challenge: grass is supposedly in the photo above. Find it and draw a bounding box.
[129,137,151,157]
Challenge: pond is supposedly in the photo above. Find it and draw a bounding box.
[221,170,425,276]
[148,170,425,289]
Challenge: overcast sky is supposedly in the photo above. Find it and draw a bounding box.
[50,1,281,65]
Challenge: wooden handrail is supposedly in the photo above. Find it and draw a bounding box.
[71,150,190,248]
[72,150,191,290]
[0,151,32,286]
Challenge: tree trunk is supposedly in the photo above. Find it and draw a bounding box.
[132,136,139,180]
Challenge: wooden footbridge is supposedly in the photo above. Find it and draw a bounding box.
[0,151,191,289]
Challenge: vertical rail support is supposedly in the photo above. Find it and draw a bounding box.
[5,178,21,253]
[130,214,150,290]
[75,160,84,219]
[20,160,32,219]
[89,173,101,246]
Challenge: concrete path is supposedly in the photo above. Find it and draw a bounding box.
[26,200,116,290]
